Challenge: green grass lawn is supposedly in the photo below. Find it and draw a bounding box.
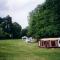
[0,39,60,60]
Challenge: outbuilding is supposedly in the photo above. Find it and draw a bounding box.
[22,36,33,43]
[38,38,60,48]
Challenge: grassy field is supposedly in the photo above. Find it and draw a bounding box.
[0,39,60,60]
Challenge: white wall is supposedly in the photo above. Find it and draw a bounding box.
[58,40,60,47]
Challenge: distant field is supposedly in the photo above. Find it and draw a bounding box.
[0,39,60,60]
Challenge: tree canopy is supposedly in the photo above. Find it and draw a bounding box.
[21,27,28,37]
[0,15,22,39]
[28,0,60,38]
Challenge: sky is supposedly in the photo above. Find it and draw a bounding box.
[0,0,45,28]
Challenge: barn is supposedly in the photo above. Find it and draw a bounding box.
[38,38,60,48]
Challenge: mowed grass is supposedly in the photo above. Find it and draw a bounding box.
[0,39,60,60]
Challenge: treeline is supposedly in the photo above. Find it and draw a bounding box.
[28,0,60,39]
[0,15,22,39]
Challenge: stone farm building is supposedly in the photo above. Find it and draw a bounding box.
[38,38,60,48]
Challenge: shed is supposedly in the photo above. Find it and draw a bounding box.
[22,36,33,43]
[22,36,27,40]
[38,38,60,48]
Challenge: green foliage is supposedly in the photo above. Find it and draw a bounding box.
[0,15,22,39]
[11,22,22,38]
[21,27,28,37]
[28,0,60,38]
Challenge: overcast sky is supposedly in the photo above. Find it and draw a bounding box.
[0,0,45,28]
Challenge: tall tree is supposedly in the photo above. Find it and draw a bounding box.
[0,15,22,39]
[11,22,22,38]
[28,0,60,39]
[2,15,12,33]
[21,27,28,37]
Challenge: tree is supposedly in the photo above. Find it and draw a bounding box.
[2,15,12,33]
[21,27,28,37]
[0,15,22,39]
[1,15,13,38]
[11,22,22,38]
[28,0,60,39]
